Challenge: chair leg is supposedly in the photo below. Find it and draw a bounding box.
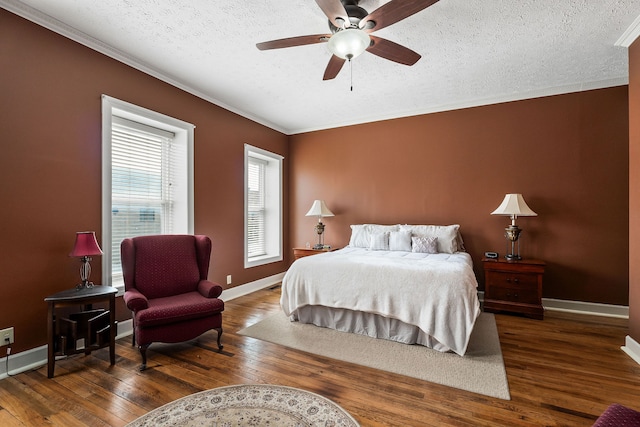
[215,327,223,350]
[130,314,136,347]
[138,344,149,371]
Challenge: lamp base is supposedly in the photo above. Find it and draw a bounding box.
[76,281,95,290]
[312,244,325,250]
[504,254,522,261]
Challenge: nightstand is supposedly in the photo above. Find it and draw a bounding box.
[482,258,545,319]
[293,247,335,260]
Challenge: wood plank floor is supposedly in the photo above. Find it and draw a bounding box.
[1,286,639,426]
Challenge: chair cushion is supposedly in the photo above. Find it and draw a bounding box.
[133,235,201,299]
[135,291,224,328]
[593,403,640,426]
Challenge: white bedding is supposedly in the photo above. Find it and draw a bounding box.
[280,247,481,356]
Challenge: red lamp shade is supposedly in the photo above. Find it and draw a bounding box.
[69,231,103,257]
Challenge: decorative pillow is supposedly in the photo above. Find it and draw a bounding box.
[349,225,370,248]
[412,236,438,254]
[389,230,412,251]
[400,224,460,254]
[369,232,390,251]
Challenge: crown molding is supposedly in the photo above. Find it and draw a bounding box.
[616,13,640,47]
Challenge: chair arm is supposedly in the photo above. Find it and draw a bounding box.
[123,288,149,312]
[198,280,223,298]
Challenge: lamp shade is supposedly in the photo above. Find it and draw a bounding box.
[305,200,335,218]
[491,194,537,217]
[69,231,103,257]
[327,28,370,60]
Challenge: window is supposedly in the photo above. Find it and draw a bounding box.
[102,95,194,291]
[244,144,283,268]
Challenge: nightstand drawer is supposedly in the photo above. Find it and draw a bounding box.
[487,285,539,304]
[486,271,538,288]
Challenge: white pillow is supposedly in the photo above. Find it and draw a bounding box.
[400,224,461,254]
[366,224,400,235]
[349,224,400,248]
[389,230,412,251]
[349,225,370,248]
[412,236,438,254]
[369,232,390,251]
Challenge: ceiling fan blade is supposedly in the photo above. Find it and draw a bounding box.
[360,0,440,33]
[323,55,346,80]
[257,34,330,50]
[315,0,350,29]
[367,35,421,66]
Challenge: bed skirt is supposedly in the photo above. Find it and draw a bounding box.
[292,305,452,353]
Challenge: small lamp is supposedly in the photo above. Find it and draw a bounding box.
[69,231,103,289]
[491,194,537,261]
[305,200,335,249]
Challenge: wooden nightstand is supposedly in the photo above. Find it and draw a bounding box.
[293,247,335,260]
[482,258,545,319]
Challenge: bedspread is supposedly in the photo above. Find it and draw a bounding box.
[280,247,481,355]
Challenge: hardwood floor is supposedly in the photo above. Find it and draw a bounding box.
[1,286,639,426]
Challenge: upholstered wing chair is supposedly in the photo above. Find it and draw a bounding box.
[121,234,224,371]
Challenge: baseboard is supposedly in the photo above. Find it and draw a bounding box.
[0,273,285,379]
[477,292,629,319]
[221,272,285,301]
[542,298,629,319]
[622,336,640,366]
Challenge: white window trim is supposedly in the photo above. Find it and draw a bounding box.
[101,95,195,293]
[244,144,284,268]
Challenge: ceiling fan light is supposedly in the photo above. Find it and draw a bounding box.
[327,28,370,60]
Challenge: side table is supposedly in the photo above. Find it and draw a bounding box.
[293,247,336,260]
[45,285,118,378]
[482,258,545,319]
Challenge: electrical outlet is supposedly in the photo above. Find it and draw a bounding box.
[1,327,14,346]
[226,275,232,285]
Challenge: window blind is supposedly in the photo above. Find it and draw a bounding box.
[247,156,266,258]
[110,116,176,279]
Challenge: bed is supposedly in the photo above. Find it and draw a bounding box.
[280,224,481,356]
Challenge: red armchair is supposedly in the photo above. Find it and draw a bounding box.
[121,234,224,370]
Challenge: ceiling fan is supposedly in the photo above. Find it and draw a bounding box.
[256,0,440,81]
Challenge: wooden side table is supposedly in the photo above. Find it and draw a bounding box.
[482,258,545,319]
[45,286,118,378]
[292,247,335,260]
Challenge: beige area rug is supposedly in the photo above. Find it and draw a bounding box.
[238,312,510,400]
[126,384,359,426]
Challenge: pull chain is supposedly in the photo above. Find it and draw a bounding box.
[349,58,353,91]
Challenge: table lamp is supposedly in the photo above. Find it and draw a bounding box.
[305,200,335,249]
[491,194,537,260]
[69,231,103,289]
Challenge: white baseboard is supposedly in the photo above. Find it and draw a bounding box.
[622,335,640,366]
[542,298,629,319]
[0,273,285,379]
[221,272,285,301]
[477,292,629,318]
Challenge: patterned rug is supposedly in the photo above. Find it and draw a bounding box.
[126,384,360,426]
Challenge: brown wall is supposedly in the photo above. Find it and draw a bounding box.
[629,39,640,342]
[0,10,289,353]
[289,88,629,305]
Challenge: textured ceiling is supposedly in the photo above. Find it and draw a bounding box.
[3,0,640,134]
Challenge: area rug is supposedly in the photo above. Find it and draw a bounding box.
[238,312,510,400]
[126,384,359,426]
